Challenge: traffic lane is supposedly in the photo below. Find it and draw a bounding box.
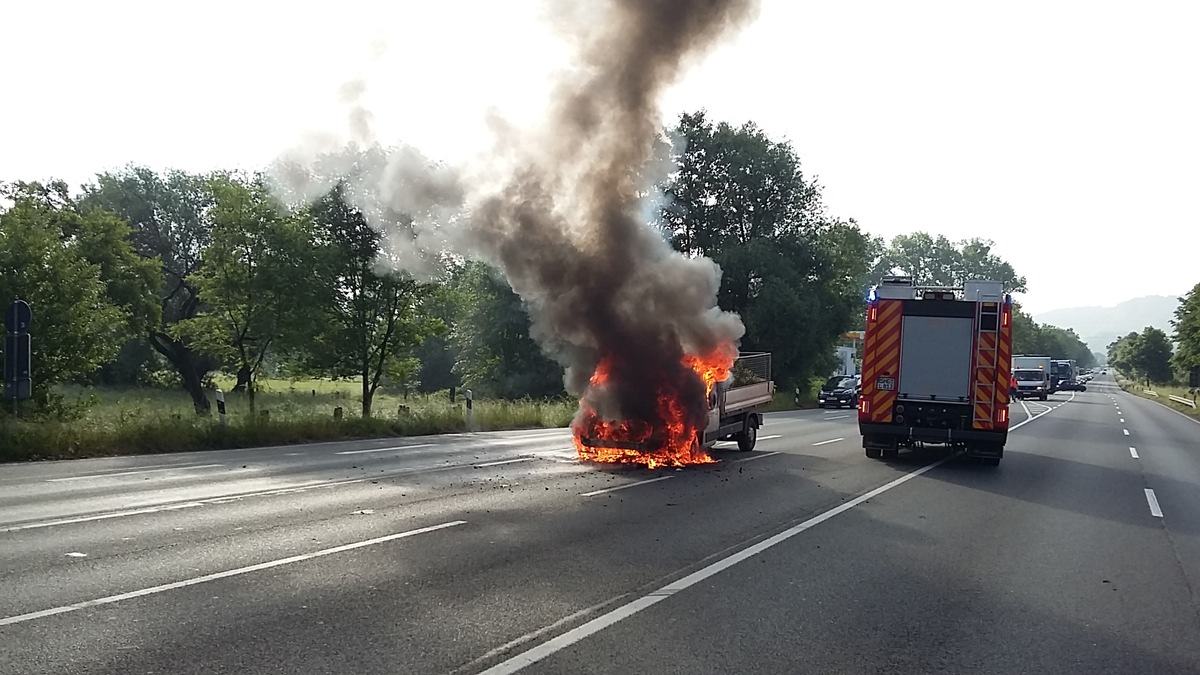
[0,452,590,585]
[1112,388,1200,592]
[0,425,855,577]
[920,388,1200,534]
[0,410,854,530]
[0,428,883,619]
[0,433,578,527]
[0,426,575,483]
[0,438,924,674]
[516,399,1200,674]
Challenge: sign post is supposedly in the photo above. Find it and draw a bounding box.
[3,299,33,416]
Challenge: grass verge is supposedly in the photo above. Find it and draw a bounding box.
[0,380,577,463]
[1113,371,1200,419]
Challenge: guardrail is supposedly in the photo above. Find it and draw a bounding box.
[1168,394,1197,409]
[1145,389,1159,397]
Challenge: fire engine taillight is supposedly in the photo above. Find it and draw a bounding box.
[868,305,877,322]
[858,398,869,415]
[1001,306,1011,327]
[998,407,1008,424]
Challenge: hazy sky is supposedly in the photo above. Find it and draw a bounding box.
[2,0,1196,315]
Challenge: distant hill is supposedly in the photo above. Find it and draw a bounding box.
[1034,295,1180,354]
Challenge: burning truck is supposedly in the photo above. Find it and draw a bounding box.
[574,349,775,468]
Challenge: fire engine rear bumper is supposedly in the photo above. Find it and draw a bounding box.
[858,423,1007,447]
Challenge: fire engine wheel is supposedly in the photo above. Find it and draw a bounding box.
[736,423,757,452]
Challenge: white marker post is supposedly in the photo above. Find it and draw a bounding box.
[465,389,473,430]
[215,388,228,426]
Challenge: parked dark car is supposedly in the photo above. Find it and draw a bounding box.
[818,375,860,408]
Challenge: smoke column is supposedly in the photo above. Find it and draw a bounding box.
[273,0,759,432]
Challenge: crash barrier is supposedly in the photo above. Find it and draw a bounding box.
[1168,394,1197,408]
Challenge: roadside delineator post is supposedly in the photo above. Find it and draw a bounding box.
[215,388,228,426]
[466,389,473,429]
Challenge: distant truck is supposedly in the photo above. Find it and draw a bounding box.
[1052,359,1077,390]
[1011,354,1052,400]
[857,277,1012,466]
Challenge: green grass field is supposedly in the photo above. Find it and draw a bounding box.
[0,378,577,462]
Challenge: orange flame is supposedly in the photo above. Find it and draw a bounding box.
[573,345,738,469]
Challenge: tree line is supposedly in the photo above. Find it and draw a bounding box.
[0,111,1096,418]
[1107,283,1200,386]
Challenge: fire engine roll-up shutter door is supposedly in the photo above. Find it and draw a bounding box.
[897,315,974,401]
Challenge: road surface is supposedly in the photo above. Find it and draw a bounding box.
[3,375,1199,673]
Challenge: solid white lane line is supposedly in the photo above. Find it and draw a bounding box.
[824,414,851,420]
[1130,447,1139,459]
[736,452,780,463]
[757,435,782,441]
[0,521,466,627]
[1145,489,1163,518]
[579,476,673,497]
[475,457,535,468]
[335,444,434,455]
[482,457,952,675]
[1123,429,1130,436]
[45,464,224,482]
[812,438,844,446]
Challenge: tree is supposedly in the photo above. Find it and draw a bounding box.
[1109,327,1173,383]
[1135,326,1174,384]
[413,281,463,394]
[302,185,443,417]
[659,111,870,390]
[176,174,319,413]
[1171,283,1200,376]
[873,232,1027,292]
[1108,332,1140,376]
[80,167,221,413]
[452,262,565,399]
[0,192,129,402]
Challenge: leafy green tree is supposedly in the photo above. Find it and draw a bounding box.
[413,281,464,394]
[873,232,1027,292]
[1108,332,1140,375]
[80,167,220,413]
[0,192,128,402]
[302,185,444,417]
[1109,327,1172,383]
[175,174,320,413]
[1171,283,1200,376]
[1135,326,1174,383]
[452,262,565,399]
[659,111,870,389]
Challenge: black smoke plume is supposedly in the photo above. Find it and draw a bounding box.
[272,0,758,439]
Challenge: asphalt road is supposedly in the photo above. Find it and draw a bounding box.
[3,376,1199,674]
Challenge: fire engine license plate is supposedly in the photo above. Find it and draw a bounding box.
[876,376,896,391]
